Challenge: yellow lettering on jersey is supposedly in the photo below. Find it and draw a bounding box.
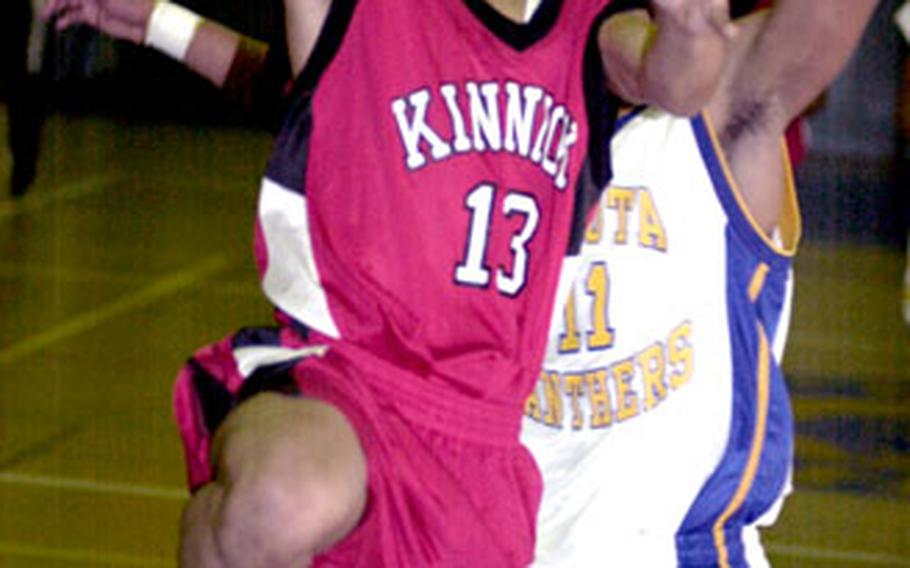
[637,341,667,410]
[525,377,543,422]
[564,373,586,430]
[558,291,582,354]
[585,204,604,245]
[543,370,564,427]
[669,321,694,389]
[606,186,636,245]
[637,188,668,251]
[586,369,613,428]
[536,320,694,431]
[612,358,640,422]
[586,262,614,350]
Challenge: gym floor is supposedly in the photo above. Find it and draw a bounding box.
[0,112,907,567]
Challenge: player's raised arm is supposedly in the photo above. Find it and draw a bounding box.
[730,0,880,132]
[42,0,263,88]
[598,0,733,116]
[40,0,331,117]
[706,0,879,233]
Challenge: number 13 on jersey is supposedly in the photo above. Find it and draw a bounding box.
[454,183,540,297]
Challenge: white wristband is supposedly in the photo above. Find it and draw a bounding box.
[144,1,202,62]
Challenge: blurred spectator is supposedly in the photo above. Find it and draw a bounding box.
[0,0,46,198]
[896,0,910,324]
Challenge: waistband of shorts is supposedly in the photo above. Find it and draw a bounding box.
[332,343,526,447]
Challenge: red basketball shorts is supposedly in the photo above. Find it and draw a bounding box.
[173,327,542,567]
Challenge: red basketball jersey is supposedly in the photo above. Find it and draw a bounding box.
[254,0,615,408]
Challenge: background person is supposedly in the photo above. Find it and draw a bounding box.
[1,0,47,198]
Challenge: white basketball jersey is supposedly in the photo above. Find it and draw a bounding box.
[522,108,800,567]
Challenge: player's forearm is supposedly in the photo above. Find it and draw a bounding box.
[749,0,879,122]
[42,0,274,101]
[638,8,729,116]
[180,20,245,88]
[146,4,269,92]
[599,6,729,117]
[143,2,289,123]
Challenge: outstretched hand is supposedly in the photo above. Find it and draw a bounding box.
[40,0,156,44]
[653,0,736,40]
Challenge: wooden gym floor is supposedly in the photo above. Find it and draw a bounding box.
[0,112,907,567]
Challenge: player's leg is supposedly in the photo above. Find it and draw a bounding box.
[178,392,368,567]
[178,483,226,567]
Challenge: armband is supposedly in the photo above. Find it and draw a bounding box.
[144,1,202,62]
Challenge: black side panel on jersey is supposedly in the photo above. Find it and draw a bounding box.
[462,0,562,51]
[264,0,358,192]
[264,90,314,192]
[567,0,645,255]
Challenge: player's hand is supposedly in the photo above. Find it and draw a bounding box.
[652,0,736,40]
[40,0,156,44]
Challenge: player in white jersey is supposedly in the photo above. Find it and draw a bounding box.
[522,2,879,567]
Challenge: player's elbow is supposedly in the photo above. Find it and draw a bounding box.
[611,72,714,116]
[640,46,728,117]
[647,80,715,117]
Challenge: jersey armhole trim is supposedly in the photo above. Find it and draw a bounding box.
[694,111,801,260]
[775,139,801,253]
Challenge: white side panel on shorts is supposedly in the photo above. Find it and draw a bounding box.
[233,345,329,378]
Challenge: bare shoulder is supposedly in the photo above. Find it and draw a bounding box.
[284,0,334,76]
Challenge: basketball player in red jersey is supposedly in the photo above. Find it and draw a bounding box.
[44,1,732,566]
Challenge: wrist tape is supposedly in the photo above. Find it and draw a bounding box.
[145,1,202,61]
